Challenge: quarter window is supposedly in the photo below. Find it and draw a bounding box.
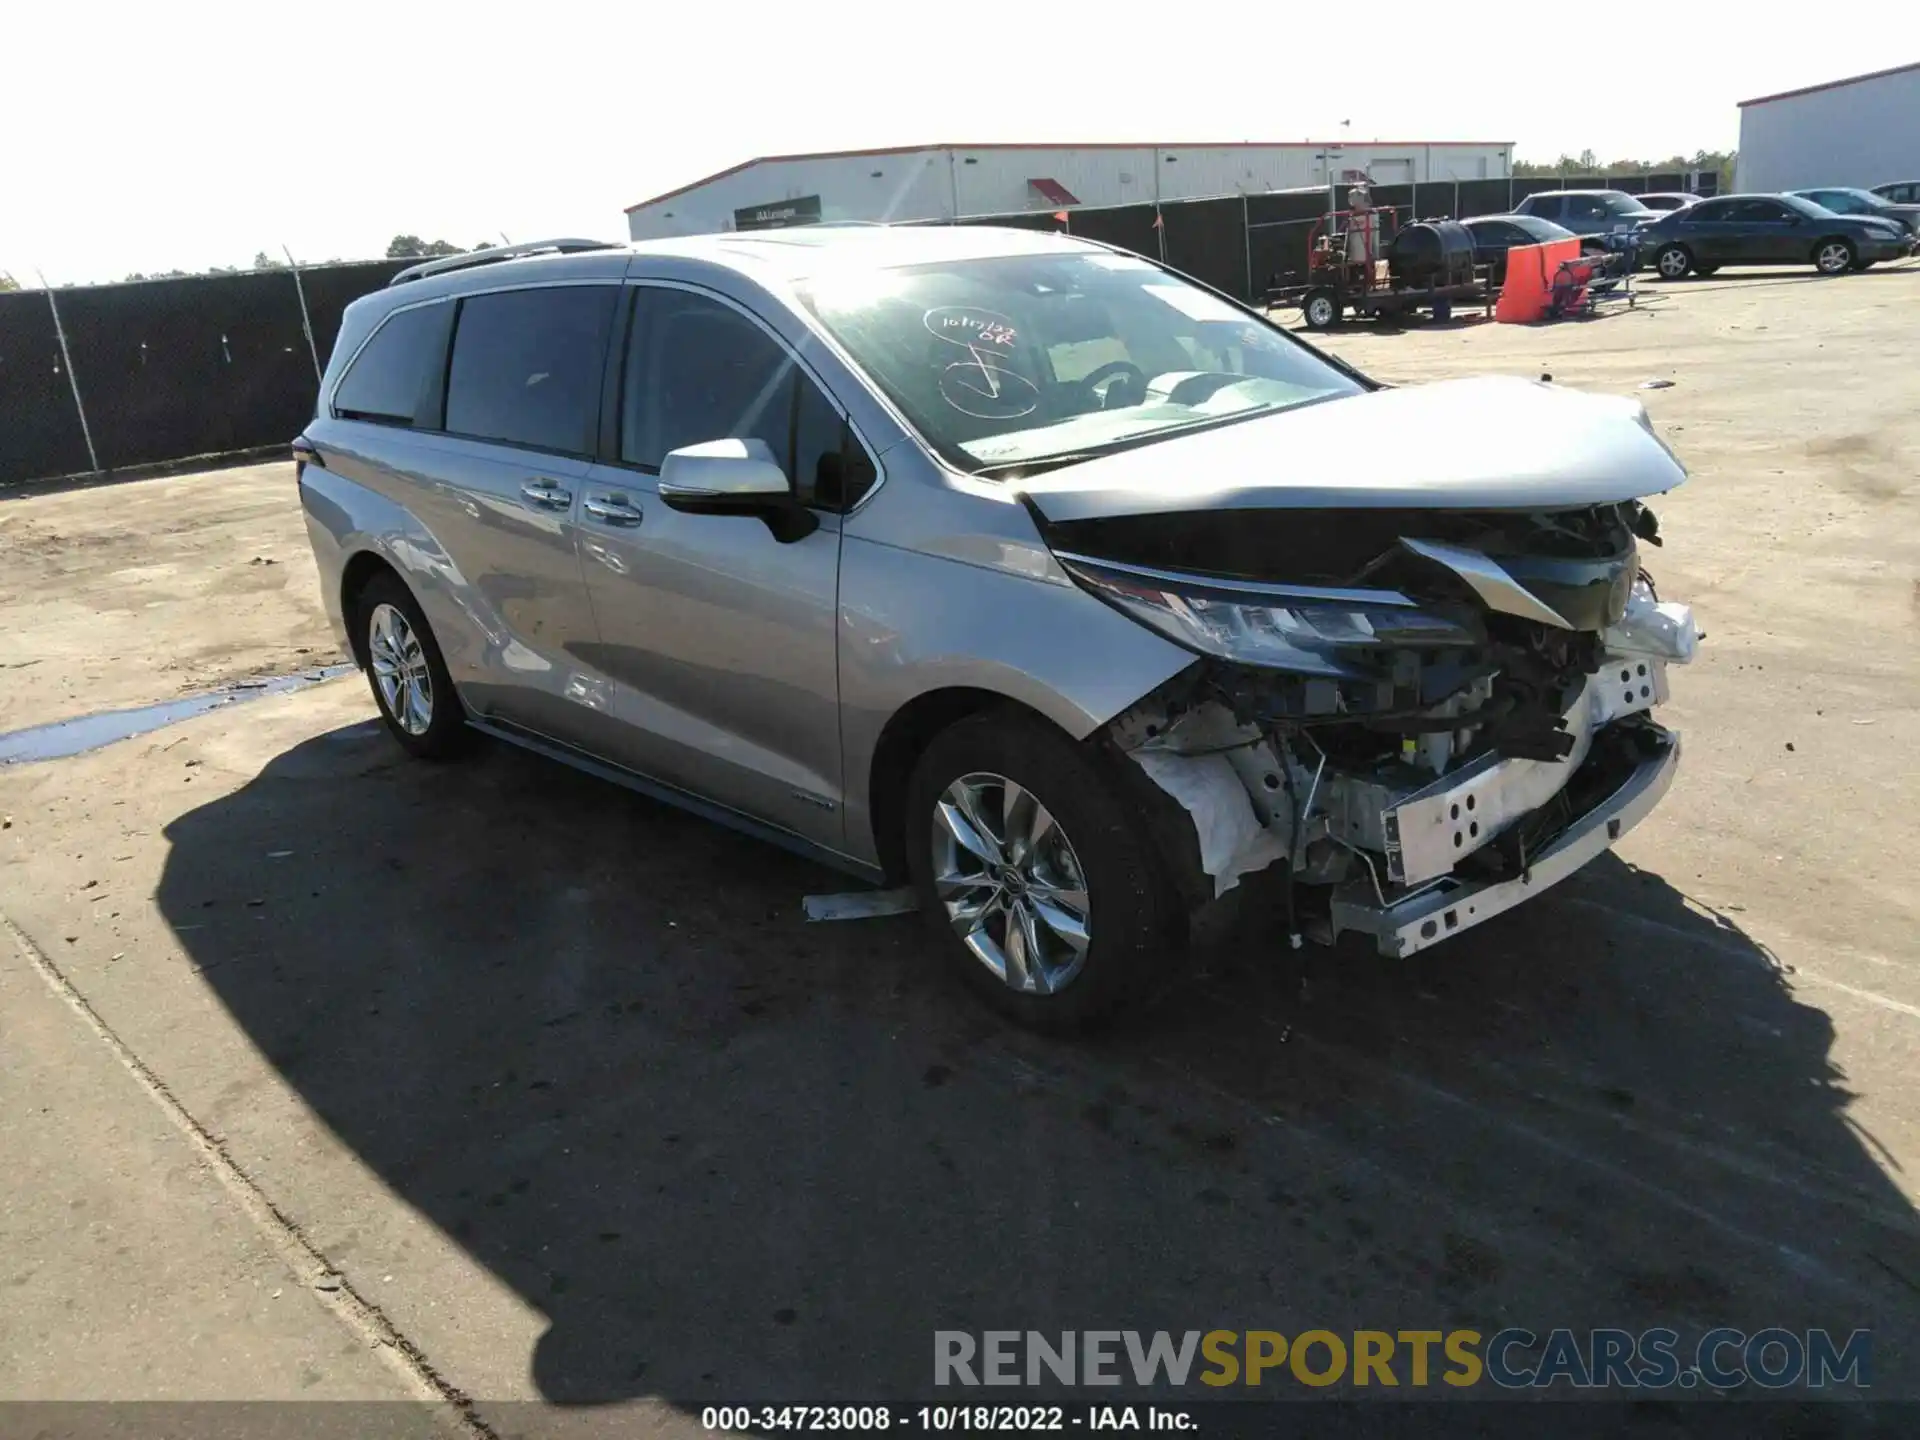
[443,286,616,454]
[332,302,450,426]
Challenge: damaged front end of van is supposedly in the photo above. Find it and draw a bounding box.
[1025,377,1700,956]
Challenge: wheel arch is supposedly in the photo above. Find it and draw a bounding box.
[1812,234,1855,267]
[866,686,1062,884]
[862,678,1212,912]
[338,549,403,668]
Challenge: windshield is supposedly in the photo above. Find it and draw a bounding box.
[1510,215,1574,241]
[797,251,1363,475]
[1598,193,1655,216]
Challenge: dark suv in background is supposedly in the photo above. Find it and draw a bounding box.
[1513,190,1661,240]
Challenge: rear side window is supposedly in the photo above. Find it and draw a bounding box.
[443,286,616,454]
[621,288,873,510]
[332,302,449,425]
[1522,195,1561,219]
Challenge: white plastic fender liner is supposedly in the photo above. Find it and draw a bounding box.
[1604,579,1700,663]
[1130,748,1290,898]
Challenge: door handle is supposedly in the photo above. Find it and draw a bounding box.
[583,495,644,527]
[520,480,573,510]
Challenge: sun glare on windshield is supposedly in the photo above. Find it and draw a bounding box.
[800,252,1361,476]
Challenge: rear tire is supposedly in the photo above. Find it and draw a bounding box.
[1301,287,1341,330]
[1654,244,1692,280]
[356,572,471,761]
[904,710,1186,1033]
[1814,237,1856,275]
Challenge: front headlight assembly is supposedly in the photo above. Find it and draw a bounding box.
[1055,552,1479,676]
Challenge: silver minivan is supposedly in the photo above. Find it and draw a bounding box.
[296,226,1697,1029]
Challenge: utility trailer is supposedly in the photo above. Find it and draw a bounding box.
[1265,206,1493,329]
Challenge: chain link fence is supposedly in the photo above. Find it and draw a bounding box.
[2,171,1715,488]
[0,258,409,486]
[956,172,1714,313]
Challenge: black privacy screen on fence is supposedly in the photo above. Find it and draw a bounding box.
[0,259,407,486]
[0,292,93,485]
[2,172,1722,486]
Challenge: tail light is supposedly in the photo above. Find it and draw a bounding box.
[291,435,321,476]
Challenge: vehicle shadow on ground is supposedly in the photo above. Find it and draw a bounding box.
[156,722,1920,1418]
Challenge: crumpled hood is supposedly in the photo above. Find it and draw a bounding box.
[1016,375,1687,523]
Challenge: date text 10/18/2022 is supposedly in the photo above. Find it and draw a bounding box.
[702,1407,1192,1432]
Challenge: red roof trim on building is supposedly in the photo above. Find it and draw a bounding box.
[623,140,1515,212]
[1738,59,1920,108]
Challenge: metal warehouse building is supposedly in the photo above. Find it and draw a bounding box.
[625,141,1513,239]
[1735,61,1920,192]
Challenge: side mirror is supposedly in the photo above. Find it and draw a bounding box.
[657,438,818,542]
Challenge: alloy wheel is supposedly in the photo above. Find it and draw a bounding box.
[1816,242,1851,274]
[931,772,1091,995]
[1658,247,1689,278]
[368,602,433,736]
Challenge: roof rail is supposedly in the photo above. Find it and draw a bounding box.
[388,238,624,287]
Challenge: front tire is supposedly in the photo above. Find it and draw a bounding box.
[904,710,1185,1032]
[1814,237,1856,275]
[1693,263,1720,276]
[1654,244,1692,279]
[356,572,470,760]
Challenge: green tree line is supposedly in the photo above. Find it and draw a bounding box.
[1515,149,1736,189]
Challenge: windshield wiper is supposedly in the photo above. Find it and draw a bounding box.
[973,452,1114,481]
[971,398,1319,481]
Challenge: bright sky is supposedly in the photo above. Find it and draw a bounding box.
[2,2,1911,285]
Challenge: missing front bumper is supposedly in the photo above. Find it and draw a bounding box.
[1327,725,1680,957]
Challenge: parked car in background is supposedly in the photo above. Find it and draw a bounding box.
[1638,193,1909,278]
[1787,187,1920,237]
[1463,214,1616,286]
[1872,181,1920,204]
[1514,190,1661,239]
[295,226,1696,1031]
[1636,193,1702,212]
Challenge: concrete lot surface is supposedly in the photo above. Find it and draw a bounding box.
[1,264,1917,1433]
[0,461,345,734]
